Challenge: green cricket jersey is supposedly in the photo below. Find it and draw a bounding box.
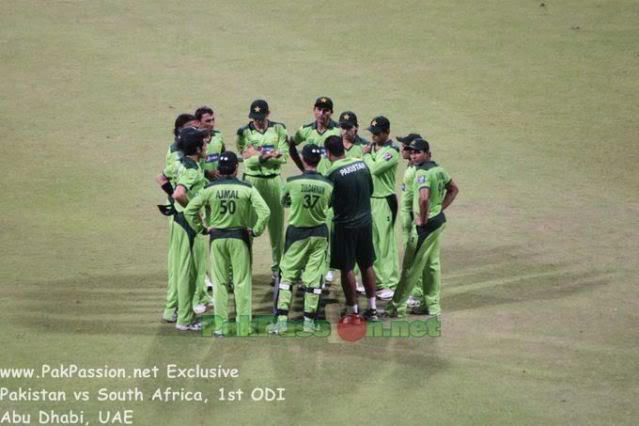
[163,141,182,186]
[413,160,452,219]
[184,176,271,237]
[236,121,288,177]
[344,134,370,160]
[326,158,373,227]
[201,130,225,176]
[174,156,207,213]
[293,120,341,175]
[363,140,400,197]
[401,163,416,218]
[282,171,334,227]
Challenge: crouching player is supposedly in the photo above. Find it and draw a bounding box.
[184,152,270,336]
[268,144,333,335]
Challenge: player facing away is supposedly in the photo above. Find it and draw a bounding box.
[324,136,379,321]
[338,111,370,294]
[396,133,425,309]
[236,99,288,285]
[184,152,270,336]
[195,106,225,182]
[267,144,334,335]
[167,127,210,331]
[156,114,199,323]
[385,138,459,318]
[339,111,370,160]
[363,116,400,300]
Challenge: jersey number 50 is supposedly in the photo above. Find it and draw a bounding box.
[220,200,236,214]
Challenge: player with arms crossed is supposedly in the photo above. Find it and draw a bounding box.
[385,138,459,317]
[185,152,270,336]
[267,144,334,335]
[363,116,400,300]
[236,99,288,285]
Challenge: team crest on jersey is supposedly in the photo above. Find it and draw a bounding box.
[383,152,393,161]
[416,175,426,184]
[206,154,219,163]
[400,184,406,192]
[320,147,327,157]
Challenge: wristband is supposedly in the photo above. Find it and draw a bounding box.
[161,182,174,196]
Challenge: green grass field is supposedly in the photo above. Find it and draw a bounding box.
[1,0,638,424]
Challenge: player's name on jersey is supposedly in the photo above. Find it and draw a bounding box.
[215,189,239,200]
[301,184,326,194]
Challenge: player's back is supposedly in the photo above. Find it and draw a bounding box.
[201,176,255,229]
[284,172,333,228]
[326,158,373,228]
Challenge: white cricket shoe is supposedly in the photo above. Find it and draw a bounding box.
[376,288,394,300]
[193,304,207,315]
[325,270,335,283]
[356,281,366,294]
[176,321,202,331]
[407,296,421,308]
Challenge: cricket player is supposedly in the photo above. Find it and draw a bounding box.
[268,144,334,335]
[396,133,425,308]
[168,127,210,331]
[236,99,288,284]
[339,110,369,293]
[324,135,379,321]
[156,113,199,323]
[185,152,270,336]
[339,111,370,159]
[289,97,341,283]
[289,96,341,176]
[363,116,400,300]
[195,106,225,181]
[385,138,459,317]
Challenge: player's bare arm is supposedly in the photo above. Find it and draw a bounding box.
[172,185,189,208]
[442,179,459,210]
[417,187,430,226]
[288,137,305,172]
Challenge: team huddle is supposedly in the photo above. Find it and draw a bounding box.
[156,97,459,336]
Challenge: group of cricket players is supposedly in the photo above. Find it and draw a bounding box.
[156,97,459,336]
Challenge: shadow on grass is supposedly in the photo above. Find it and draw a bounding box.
[7,244,611,337]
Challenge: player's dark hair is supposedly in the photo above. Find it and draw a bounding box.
[218,163,236,176]
[180,139,205,156]
[302,153,321,167]
[173,114,197,137]
[324,135,345,157]
[177,129,205,156]
[195,106,214,121]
